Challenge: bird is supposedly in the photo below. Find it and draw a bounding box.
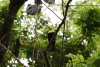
[12,37,21,57]
[48,30,56,51]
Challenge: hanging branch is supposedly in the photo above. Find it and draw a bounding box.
[62,0,65,16]
[58,0,66,66]
[32,11,39,66]
[43,0,72,67]
[61,0,66,53]
[62,18,65,52]
[32,37,36,66]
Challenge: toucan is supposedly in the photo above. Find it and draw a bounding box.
[48,30,56,51]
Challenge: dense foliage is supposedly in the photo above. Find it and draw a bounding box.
[0,0,100,67]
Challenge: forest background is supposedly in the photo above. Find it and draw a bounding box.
[0,0,100,67]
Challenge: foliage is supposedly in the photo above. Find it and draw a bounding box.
[86,46,100,67]
[0,0,100,67]
[0,0,9,28]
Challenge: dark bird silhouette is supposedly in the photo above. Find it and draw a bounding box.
[13,37,21,57]
[48,30,56,51]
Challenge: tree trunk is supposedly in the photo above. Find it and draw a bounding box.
[0,0,27,66]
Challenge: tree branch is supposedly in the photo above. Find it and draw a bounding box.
[45,0,72,51]
[0,0,27,65]
[0,43,27,67]
[43,0,72,67]
[58,0,66,66]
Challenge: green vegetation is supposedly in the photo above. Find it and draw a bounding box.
[0,0,100,67]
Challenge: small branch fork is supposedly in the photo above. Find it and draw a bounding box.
[43,0,72,67]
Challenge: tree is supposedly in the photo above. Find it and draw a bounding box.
[0,0,27,66]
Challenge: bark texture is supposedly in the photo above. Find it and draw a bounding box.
[0,0,27,66]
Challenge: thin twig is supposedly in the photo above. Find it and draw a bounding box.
[0,32,10,43]
[0,43,27,67]
[41,0,62,21]
[43,50,52,67]
[58,0,66,66]
[62,0,65,16]
[32,13,39,67]
[61,0,65,53]
[62,20,65,52]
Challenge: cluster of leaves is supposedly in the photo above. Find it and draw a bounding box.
[86,46,100,67]
[75,7,100,36]
[65,1,100,66]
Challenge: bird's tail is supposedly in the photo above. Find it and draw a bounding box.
[52,44,55,51]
